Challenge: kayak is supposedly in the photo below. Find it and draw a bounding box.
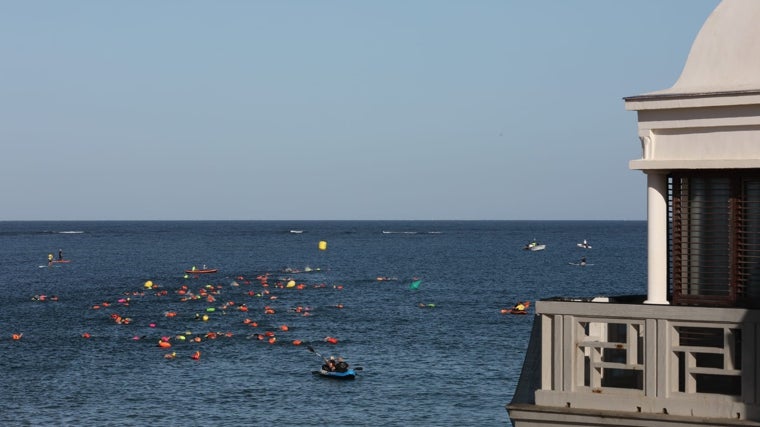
[185,268,218,274]
[313,369,356,380]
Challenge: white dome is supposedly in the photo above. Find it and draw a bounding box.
[656,0,760,95]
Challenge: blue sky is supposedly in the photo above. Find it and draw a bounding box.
[0,1,720,220]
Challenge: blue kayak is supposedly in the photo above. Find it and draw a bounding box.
[313,369,356,380]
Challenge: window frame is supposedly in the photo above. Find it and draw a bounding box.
[669,170,760,307]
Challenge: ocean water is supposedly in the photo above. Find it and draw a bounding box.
[0,221,646,426]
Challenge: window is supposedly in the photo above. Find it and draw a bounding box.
[670,171,760,307]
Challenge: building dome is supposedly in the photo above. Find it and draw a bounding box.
[655,0,760,95]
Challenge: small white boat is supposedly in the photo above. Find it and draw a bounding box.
[524,241,546,251]
[290,230,304,234]
[577,240,592,249]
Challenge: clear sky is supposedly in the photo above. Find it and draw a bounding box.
[0,1,720,221]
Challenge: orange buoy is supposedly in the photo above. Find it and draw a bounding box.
[12,333,23,341]
[292,340,303,346]
[279,325,289,331]
[82,332,91,339]
[191,351,201,360]
[324,336,338,344]
[158,340,172,348]
[268,337,276,344]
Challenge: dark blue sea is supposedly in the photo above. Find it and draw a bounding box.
[0,221,645,426]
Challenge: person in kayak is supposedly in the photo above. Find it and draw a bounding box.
[322,356,337,372]
[335,357,349,373]
[513,301,526,312]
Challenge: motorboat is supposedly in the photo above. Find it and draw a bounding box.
[185,267,218,274]
[524,241,546,251]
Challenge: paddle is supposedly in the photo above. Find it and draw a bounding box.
[306,345,327,363]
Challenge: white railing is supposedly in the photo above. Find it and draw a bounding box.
[533,299,760,420]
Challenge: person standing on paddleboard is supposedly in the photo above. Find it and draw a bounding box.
[58,249,63,261]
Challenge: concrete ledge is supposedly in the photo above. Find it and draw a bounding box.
[507,403,760,427]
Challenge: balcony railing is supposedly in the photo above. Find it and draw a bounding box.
[531,297,760,421]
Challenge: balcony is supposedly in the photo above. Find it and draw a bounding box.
[508,296,760,426]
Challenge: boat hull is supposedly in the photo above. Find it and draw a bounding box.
[314,369,356,380]
[185,269,218,274]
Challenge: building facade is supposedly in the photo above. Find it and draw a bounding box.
[508,1,760,425]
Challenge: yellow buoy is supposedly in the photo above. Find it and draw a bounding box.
[144,280,153,289]
[318,240,327,251]
[286,280,296,288]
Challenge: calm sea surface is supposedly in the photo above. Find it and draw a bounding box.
[0,221,645,426]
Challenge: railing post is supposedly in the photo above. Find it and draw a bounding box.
[562,315,576,392]
[550,314,564,391]
[645,318,658,398]
[657,318,673,398]
[745,323,757,404]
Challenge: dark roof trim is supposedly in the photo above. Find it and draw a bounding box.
[624,89,760,102]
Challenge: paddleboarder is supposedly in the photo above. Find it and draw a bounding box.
[58,249,63,261]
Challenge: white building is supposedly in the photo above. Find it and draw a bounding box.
[508,1,760,425]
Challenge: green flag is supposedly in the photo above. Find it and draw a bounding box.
[409,279,422,290]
